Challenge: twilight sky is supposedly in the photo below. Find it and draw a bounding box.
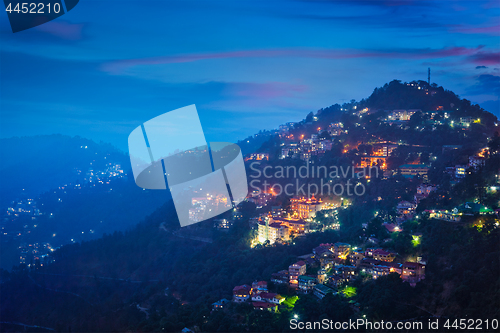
[1,0,499,151]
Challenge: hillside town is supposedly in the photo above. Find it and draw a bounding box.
[205,84,500,319]
[220,239,427,313]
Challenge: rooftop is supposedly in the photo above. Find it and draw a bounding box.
[252,302,276,309]
[399,164,429,169]
[298,275,317,281]
[315,284,335,293]
[291,260,306,267]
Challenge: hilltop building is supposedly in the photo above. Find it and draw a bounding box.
[290,196,323,218]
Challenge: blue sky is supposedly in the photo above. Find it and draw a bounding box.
[1,0,499,151]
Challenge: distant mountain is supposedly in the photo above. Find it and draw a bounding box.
[0,135,170,270]
[0,135,130,208]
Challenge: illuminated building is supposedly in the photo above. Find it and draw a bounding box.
[397,201,416,221]
[332,242,350,259]
[245,153,269,161]
[459,116,473,127]
[397,200,416,214]
[271,270,289,284]
[360,259,402,278]
[248,191,274,207]
[416,184,436,196]
[398,164,429,178]
[252,292,284,305]
[383,223,403,233]
[319,139,333,151]
[290,195,323,218]
[252,302,278,312]
[350,251,365,267]
[298,275,317,293]
[280,143,300,159]
[427,210,461,222]
[360,156,387,169]
[279,123,295,133]
[371,249,396,262]
[401,262,426,285]
[212,299,230,309]
[233,285,252,302]
[328,122,344,136]
[257,220,289,244]
[252,281,268,293]
[289,261,306,287]
[415,184,437,203]
[455,165,466,179]
[213,219,233,230]
[387,109,420,121]
[371,143,398,157]
[271,216,309,234]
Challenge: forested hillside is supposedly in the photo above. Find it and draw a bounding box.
[1,81,498,332]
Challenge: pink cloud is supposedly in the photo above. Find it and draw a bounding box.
[35,20,84,40]
[468,52,500,66]
[101,46,485,74]
[225,82,308,99]
[451,24,500,36]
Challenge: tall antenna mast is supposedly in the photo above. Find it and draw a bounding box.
[428,68,430,85]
